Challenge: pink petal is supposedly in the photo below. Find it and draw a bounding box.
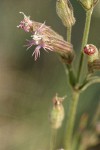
[32,45,41,61]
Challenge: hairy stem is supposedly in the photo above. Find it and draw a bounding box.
[77,9,93,82]
[65,91,80,150]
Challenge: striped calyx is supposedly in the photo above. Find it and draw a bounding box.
[56,0,75,27]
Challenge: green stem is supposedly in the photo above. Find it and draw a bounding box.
[78,144,85,150]
[66,27,76,87]
[67,27,72,43]
[64,26,79,150]
[50,129,57,150]
[80,77,100,92]
[66,64,76,87]
[65,91,80,150]
[77,9,93,82]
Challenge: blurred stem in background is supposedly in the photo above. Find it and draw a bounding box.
[50,129,57,150]
[67,27,72,43]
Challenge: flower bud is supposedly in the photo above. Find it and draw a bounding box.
[83,44,100,72]
[50,94,65,129]
[56,0,76,27]
[78,0,99,11]
[83,44,99,62]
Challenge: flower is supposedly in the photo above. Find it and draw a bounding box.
[26,26,54,61]
[17,12,33,32]
[18,12,74,63]
[26,29,73,61]
[25,21,73,61]
[17,12,63,37]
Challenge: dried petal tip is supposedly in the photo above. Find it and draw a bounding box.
[50,94,66,129]
[78,0,99,11]
[19,12,27,17]
[56,0,76,27]
[17,12,33,32]
[52,93,66,107]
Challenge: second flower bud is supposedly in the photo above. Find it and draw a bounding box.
[56,0,76,27]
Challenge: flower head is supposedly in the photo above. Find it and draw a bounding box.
[26,29,73,61]
[18,12,74,63]
[26,22,73,61]
[26,23,54,60]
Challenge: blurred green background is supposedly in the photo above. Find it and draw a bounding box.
[0,0,100,150]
